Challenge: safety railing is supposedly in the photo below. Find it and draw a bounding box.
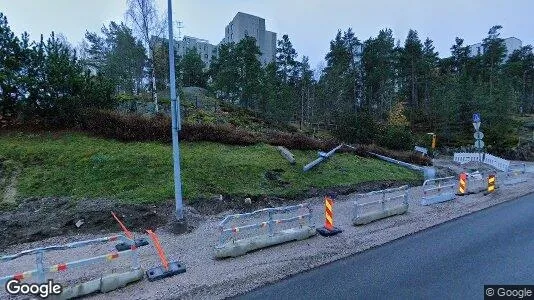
[421,176,456,205]
[454,152,482,164]
[353,185,409,225]
[216,203,313,249]
[484,154,510,172]
[0,234,143,286]
[503,163,527,186]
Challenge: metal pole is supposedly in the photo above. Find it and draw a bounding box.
[168,0,183,220]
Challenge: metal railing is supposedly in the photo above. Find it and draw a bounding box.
[503,163,527,186]
[421,176,456,205]
[353,185,409,219]
[216,203,313,248]
[0,234,142,286]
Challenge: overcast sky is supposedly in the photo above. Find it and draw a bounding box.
[2,0,533,68]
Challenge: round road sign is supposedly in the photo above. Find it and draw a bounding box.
[475,140,485,149]
[474,131,484,140]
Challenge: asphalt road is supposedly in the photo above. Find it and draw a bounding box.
[236,192,534,300]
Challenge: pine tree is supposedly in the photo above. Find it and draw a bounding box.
[180,48,206,88]
[276,34,299,84]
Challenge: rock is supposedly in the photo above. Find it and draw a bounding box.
[244,198,252,205]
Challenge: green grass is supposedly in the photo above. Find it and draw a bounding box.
[0,132,421,204]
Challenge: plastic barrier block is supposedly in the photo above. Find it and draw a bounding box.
[146,261,186,282]
[115,238,150,252]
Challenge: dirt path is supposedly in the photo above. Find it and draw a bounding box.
[1,160,533,300]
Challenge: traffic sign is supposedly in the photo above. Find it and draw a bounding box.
[475,140,485,149]
[474,132,484,140]
[473,113,481,123]
[473,122,481,131]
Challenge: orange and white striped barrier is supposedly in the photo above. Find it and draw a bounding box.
[317,196,342,236]
[457,173,467,196]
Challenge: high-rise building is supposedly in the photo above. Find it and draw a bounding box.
[468,37,522,60]
[153,12,277,68]
[221,12,277,65]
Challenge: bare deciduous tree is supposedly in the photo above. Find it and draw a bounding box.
[126,0,165,112]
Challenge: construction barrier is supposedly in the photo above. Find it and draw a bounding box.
[215,203,315,258]
[454,153,482,164]
[316,196,342,236]
[457,173,467,195]
[352,185,409,225]
[421,176,456,206]
[483,154,510,172]
[487,174,496,193]
[503,163,527,186]
[0,234,145,288]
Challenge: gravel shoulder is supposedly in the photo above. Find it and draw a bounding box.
[1,160,534,300]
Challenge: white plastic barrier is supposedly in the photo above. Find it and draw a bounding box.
[352,186,409,225]
[453,153,482,164]
[421,176,456,206]
[466,172,487,194]
[484,154,510,172]
[503,164,527,186]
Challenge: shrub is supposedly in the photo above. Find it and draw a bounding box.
[264,131,338,150]
[79,109,259,145]
[378,126,414,151]
[332,112,377,144]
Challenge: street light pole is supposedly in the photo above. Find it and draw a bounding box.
[168,0,184,221]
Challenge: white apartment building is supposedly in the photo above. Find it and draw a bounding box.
[221,12,277,65]
[176,36,217,67]
[468,37,522,60]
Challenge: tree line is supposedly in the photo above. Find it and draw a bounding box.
[1,5,533,152]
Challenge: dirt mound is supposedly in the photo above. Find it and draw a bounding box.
[0,197,172,247]
[190,179,422,215]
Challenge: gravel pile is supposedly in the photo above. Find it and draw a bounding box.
[2,161,534,300]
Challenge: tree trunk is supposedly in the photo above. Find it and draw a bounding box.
[411,61,416,109]
[150,49,159,113]
[300,85,304,130]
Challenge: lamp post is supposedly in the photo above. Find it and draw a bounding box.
[168,0,184,224]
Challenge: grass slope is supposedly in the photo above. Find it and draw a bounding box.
[0,132,420,204]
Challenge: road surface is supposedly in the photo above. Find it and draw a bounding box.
[236,192,534,300]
